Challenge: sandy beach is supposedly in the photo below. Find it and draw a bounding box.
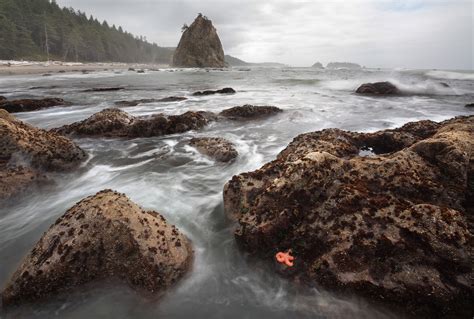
[0,61,169,76]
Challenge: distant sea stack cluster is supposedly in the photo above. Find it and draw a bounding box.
[172,14,226,68]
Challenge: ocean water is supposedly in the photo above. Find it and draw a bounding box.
[0,67,473,318]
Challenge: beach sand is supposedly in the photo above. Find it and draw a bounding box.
[0,61,169,76]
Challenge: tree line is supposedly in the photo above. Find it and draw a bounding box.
[0,0,173,63]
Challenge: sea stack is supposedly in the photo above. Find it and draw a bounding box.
[172,14,226,68]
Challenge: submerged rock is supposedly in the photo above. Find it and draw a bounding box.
[192,88,235,96]
[172,14,226,68]
[0,98,70,113]
[189,137,238,162]
[0,166,49,201]
[53,108,209,138]
[115,97,187,107]
[223,116,474,317]
[219,105,283,120]
[355,82,400,95]
[1,190,193,306]
[84,87,124,92]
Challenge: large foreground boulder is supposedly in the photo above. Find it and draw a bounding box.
[52,108,209,138]
[223,116,473,317]
[172,14,226,68]
[355,81,400,95]
[189,137,238,162]
[1,190,193,306]
[0,98,70,113]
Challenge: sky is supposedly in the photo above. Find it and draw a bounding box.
[57,0,473,69]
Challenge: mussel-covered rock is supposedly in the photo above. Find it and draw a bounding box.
[1,190,194,306]
[189,137,238,162]
[223,116,474,317]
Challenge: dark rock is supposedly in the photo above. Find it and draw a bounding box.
[157,96,188,102]
[311,62,324,69]
[114,97,187,107]
[58,70,66,73]
[84,87,124,92]
[0,110,86,170]
[356,81,400,95]
[53,108,210,138]
[0,98,70,113]
[136,69,145,73]
[192,88,236,96]
[466,103,474,108]
[128,67,135,71]
[439,82,450,88]
[0,96,7,101]
[220,105,283,120]
[42,73,52,77]
[189,137,238,162]
[172,14,226,68]
[223,116,474,318]
[1,189,193,307]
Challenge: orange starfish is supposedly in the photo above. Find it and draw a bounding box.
[275,251,295,267]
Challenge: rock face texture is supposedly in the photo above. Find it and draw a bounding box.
[189,137,238,162]
[53,108,209,138]
[0,110,86,171]
[1,190,193,306]
[0,110,86,201]
[0,98,70,113]
[356,82,400,95]
[192,88,235,96]
[219,105,283,120]
[172,14,226,68]
[223,116,474,317]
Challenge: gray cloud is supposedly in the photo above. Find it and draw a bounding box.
[57,0,473,69]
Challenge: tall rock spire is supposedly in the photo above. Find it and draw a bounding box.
[172,14,226,68]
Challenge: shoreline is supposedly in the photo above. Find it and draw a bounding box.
[0,61,170,76]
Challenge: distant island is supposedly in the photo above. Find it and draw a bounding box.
[311,62,324,68]
[326,62,362,69]
[225,55,286,67]
[0,0,173,64]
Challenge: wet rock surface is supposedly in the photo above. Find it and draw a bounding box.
[466,103,474,108]
[84,87,124,92]
[355,82,400,95]
[0,110,86,170]
[0,166,49,201]
[223,116,474,317]
[189,137,238,162]
[192,88,235,96]
[0,110,86,201]
[53,108,209,138]
[172,14,226,68]
[0,98,70,113]
[115,97,187,107]
[1,189,194,306]
[219,105,283,120]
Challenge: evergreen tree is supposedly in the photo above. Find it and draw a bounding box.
[0,0,174,63]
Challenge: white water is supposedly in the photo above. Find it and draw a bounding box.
[0,66,473,318]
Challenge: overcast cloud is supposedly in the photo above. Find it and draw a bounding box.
[57,0,473,69]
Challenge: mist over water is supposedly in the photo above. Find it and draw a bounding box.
[0,67,473,318]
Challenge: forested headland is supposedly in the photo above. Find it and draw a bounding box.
[0,0,174,63]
